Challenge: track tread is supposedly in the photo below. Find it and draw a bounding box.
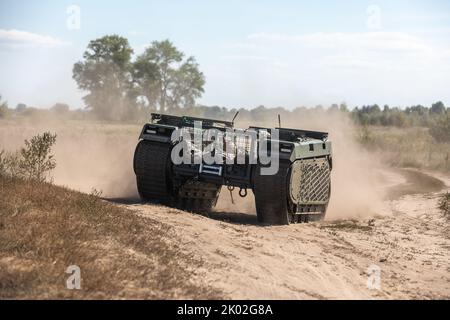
[134,140,172,203]
[253,161,292,225]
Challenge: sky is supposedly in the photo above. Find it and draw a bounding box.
[0,0,450,109]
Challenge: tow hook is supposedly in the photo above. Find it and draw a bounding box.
[239,188,248,198]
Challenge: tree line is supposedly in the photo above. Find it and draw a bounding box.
[349,101,447,127]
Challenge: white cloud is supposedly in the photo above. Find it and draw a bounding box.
[248,31,433,53]
[0,29,70,48]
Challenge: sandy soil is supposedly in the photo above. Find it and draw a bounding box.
[120,168,450,300]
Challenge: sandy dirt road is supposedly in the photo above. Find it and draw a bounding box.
[118,168,449,299]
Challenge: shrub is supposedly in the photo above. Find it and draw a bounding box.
[1,133,57,181]
[0,150,21,178]
[18,132,57,182]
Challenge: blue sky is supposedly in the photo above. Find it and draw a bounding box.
[1,0,450,109]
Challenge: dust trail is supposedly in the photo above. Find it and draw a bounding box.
[217,111,387,219]
[322,114,386,219]
[0,118,139,198]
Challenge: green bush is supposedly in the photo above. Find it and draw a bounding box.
[0,132,57,182]
[19,132,57,182]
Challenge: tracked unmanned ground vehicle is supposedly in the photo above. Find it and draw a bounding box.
[133,113,332,225]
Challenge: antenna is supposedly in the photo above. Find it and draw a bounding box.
[278,114,281,128]
[231,111,239,125]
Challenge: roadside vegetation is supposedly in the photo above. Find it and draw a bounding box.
[357,126,450,171]
[0,132,57,182]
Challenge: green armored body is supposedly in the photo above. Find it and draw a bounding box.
[134,113,332,225]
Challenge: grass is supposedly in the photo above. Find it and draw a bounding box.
[0,175,222,299]
[358,126,450,172]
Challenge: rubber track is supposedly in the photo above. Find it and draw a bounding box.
[134,140,172,204]
[253,161,292,225]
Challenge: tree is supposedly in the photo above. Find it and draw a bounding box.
[133,40,205,112]
[132,54,159,110]
[329,103,339,113]
[339,103,348,113]
[16,103,26,113]
[51,103,70,114]
[169,57,205,110]
[368,104,381,113]
[408,105,428,116]
[431,101,446,115]
[73,35,134,120]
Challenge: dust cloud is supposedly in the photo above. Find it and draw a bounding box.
[217,111,387,219]
[315,113,386,219]
[0,118,139,198]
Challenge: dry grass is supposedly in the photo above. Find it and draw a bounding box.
[358,126,450,172]
[0,175,222,299]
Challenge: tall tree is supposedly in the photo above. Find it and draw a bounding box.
[169,57,205,110]
[73,35,134,120]
[133,40,205,112]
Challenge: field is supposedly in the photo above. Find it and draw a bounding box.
[0,117,449,299]
[359,126,450,171]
